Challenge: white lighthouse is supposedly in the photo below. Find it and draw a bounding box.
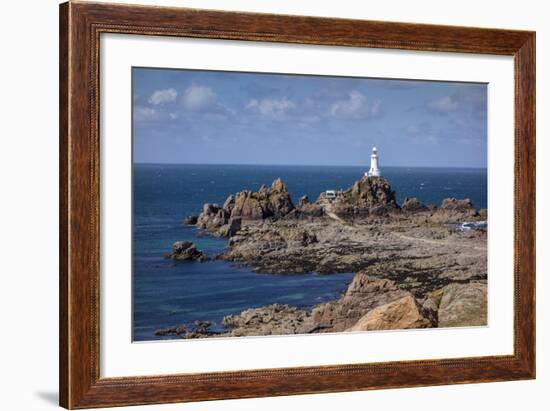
[366,146,381,177]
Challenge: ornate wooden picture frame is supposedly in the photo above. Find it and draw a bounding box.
[59,1,535,408]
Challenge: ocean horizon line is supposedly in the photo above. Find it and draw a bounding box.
[133,162,487,170]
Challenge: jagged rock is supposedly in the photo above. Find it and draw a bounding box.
[298,195,310,207]
[231,191,267,220]
[228,179,294,220]
[441,198,474,210]
[303,274,413,333]
[218,217,242,237]
[401,197,429,212]
[318,176,398,219]
[195,179,295,237]
[165,241,209,262]
[196,203,229,231]
[347,176,398,209]
[223,194,235,212]
[347,295,433,331]
[183,215,198,225]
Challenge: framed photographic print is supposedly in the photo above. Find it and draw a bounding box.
[59,1,535,408]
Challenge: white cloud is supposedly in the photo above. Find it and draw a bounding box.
[182,84,217,111]
[246,97,296,118]
[330,91,381,119]
[133,107,157,122]
[427,96,459,112]
[148,88,177,105]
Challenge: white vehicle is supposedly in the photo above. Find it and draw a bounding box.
[325,190,336,200]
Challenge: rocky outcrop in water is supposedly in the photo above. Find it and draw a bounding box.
[232,178,295,220]
[165,241,209,262]
[193,178,295,237]
[196,204,229,233]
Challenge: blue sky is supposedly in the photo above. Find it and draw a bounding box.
[133,67,487,168]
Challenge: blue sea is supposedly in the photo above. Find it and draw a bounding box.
[133,164,487,341]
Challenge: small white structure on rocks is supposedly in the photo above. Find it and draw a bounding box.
[366,146,381,177]
[325,190,336,200]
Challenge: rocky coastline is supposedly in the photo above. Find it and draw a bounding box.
[163,175,487,338]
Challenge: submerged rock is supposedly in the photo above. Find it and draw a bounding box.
[165,241,209,262]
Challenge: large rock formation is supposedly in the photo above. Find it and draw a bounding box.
[196,204,230,233]
[194,179,295,237]
[347,295,432,331]
[321,176,398,218]
[347,176,398,209]
[302,273,431,333]
[230,178,295,220]
[165,241,209,262]
[423,282,488,327]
